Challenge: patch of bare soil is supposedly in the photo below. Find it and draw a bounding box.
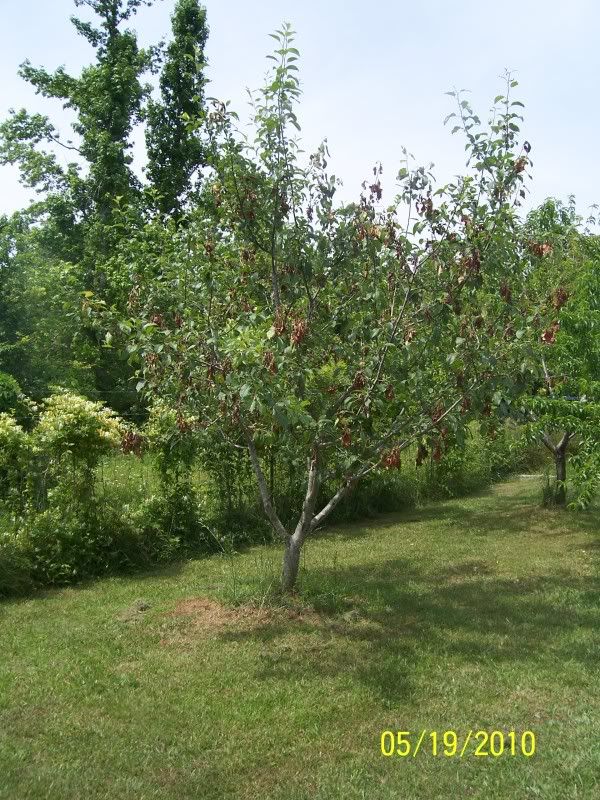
[170,597,271,628]
[158,597,375,650]
[165,596,325,634]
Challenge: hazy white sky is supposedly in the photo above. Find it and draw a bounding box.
[1,0,598,216]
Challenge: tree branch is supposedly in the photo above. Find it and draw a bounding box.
[245,431,288,541]
[541,432,556,454]
[47,133,82,154]
[557,430,571,453]
[310,467,365,531]
[295,447,320,536]
[311,389,470,531]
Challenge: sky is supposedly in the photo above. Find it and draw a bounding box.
[1,0,599,218]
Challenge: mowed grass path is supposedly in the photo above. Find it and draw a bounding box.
[0,478,598,800]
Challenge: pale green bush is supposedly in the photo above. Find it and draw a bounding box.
[0,413,30,514]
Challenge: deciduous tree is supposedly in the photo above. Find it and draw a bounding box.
[521,201,600,506]
[118,30,538,591]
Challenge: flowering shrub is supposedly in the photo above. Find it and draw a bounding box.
[0,413,30,513]
[33,392,122,467]
[30,392,123,509]
[0,392,130,587]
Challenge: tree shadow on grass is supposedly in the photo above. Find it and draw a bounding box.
[212,482,600,708]
[0,559,190,609]
[217,553,600,707]
[321,484,600,543]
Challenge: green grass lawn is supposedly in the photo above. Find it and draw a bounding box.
[0,477,598,799]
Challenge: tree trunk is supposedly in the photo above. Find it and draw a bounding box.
[281,535,302,593]
[246,431,366,593]
[555,447,567,506]
[269,448,275,504]
[542,431,571,507]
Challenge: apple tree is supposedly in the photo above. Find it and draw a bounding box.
[115,30,539,591]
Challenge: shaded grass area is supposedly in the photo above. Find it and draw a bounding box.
[0,477,598,799]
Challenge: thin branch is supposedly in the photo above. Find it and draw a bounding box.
[295,447,320,536]
[47,133,82,154]
[311,388,470,531]
[541,432,556,454]
[245,431,288,541]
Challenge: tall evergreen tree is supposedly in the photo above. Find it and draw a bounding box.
[145,0,208,217]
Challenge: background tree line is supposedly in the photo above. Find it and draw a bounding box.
[0,0,208,413]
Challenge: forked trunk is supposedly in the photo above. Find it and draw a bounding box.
[281,535,303,593]
[246,433,358,593]
[542,431,571,507]
[555,448,567,506]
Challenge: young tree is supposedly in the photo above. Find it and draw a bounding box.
[116,30,538,591]
[521,202,600,506]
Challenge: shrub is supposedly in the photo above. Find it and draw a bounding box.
[26,393,125,581]
[23,506,103,584]
[33,392,122,467]
[142,403,207,548]
[22,501,172,584]
[0,413,30,514]
[133,485,207,554]
[0,531,33,596]
[30,391,123,509]
[0,371,21,414]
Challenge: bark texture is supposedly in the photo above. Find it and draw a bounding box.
[542,430,571,506]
